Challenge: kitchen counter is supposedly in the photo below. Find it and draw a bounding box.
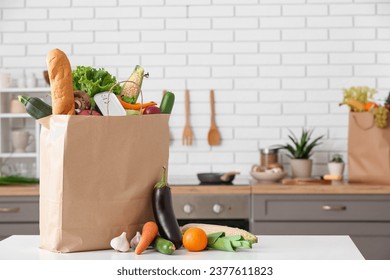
[250,182,390,194]
[0,235,364,260]
[3,182,390,196]
[0,186,39,196]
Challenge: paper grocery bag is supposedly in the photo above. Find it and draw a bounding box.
[38,114,170,252]
[348,112,390,184]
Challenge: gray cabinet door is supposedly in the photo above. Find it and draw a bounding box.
[251,194,390,260]
[0,196,39,239]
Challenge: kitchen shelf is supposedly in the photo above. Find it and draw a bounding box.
[0,87,50,178]
[0,153,37,158]
[0,113,31,118]
[0,87,50,93]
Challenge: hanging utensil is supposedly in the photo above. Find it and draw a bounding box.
[182,89,193,146]
[207,89,221,146]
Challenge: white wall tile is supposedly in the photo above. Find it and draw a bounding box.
[329,28,376,40]
[235,5,281,16]
[307,65,353,77]
[189,5,234,17]
[3,9,47,19]
[213,18,258,29]
[27,20,71,31]
[282,5,328,16]
[0,21,25,32]
[329,4,376,15]
[282,54,328,64]
[166,19,211,30]
[26,0,70,7]
[49,8,93,19]
[283,102,329,114]
[49,32,93,43]
[307,17,353,27]
[260,17,305,28]
[73,19,118,31]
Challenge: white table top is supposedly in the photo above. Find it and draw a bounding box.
[0,235,364,260]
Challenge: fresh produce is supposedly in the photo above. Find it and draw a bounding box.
[385,92,390,109]
[0,176,39,185]
[72,66,122,106]
[78,109,102,116]
[117,96,157,110]
[182,227,208,252]
[121,65,145,104]
[160,91,175,114]
[207,232,252,252]
[143,106,161,115]
[364,101,378,111]
[135,221,159,255]
[46,48,75,115]
[130,231,141,250]
[152,167,183,249]
[341,86,389,128]
[343,99,365,112]
[373,106,389,129]
[18,95,52,119]
[153,236,176,255]
[126,109,141,116]
[110,232,130,252]
[181,223,258,244]
[74,90,91,111]
[341,86,377,111]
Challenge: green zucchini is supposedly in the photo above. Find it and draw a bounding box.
[160,91,175,114]
[153,236,176,255]
[18,95,52,119]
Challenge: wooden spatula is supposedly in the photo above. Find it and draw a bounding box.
[182,89,193,145]
[208,89,221,146]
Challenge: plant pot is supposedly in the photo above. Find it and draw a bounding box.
[328,162,345,177]
[290,159,313,178]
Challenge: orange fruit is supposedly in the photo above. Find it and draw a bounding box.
[182,227,208,252]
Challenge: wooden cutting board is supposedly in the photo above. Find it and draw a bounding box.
[282,178,331,185]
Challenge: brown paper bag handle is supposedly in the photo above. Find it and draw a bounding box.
[351,114,375,130]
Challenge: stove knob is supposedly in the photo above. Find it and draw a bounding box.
[183,204,193,214]
[212,203,223,214]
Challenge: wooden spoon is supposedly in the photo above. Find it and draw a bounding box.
[182,89,193,145]
[208,89,221,146]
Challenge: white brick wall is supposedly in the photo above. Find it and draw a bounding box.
[1,0,389,177]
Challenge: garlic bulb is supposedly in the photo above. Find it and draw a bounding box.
[110,232,130,252]
[130,231,141,250]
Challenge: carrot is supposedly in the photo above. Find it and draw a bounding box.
[340,99,365,112]
[135,221,159,255]
[364,101,378,111]
[117,96,157,110]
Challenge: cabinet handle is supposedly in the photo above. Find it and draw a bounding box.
[322,205,347,211]
[0,207,20,213]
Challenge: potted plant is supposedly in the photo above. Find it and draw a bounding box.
[328,154,345,178]
[279,128,324,178]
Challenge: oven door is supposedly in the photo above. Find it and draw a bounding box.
[173,194,250,231]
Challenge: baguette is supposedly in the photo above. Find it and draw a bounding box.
[46,48,75,115]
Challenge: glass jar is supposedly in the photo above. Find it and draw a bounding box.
[260,148,278,168]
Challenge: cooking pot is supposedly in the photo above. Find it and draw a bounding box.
[197,171,240,184]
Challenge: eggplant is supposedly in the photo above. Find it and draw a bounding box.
[152,167,183,249]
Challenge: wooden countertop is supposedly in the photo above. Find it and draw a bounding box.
[2,182,390,196]
[0,185,39,196]
[171,185,251,195]
[250,182,390,194]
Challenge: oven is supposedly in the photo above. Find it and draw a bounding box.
[172,189,251,231]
